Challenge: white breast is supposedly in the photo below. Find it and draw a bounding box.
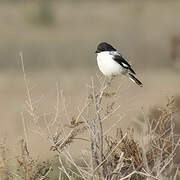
[97,52,125,76]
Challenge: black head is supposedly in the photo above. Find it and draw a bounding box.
[95,42,116,53]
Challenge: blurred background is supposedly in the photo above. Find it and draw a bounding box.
[0,0,180,157]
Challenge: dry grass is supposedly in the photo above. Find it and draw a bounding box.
[7,55,179,179]
[0,55,180,179]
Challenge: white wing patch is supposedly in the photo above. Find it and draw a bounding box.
[109,51,122,57]
[121,62,128,67]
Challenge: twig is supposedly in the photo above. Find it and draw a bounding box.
[93,133,127,174]
[21,112,29,151]
[119,170,158,180]
[58,156,72,180]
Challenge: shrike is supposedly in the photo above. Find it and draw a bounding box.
[95,42,143,87]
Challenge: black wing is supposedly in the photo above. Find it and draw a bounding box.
[112,54,136,75]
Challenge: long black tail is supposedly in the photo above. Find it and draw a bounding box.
[128,73,143,87]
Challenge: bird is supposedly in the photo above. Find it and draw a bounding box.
[95,42,143,87]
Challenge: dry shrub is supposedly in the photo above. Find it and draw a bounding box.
[21,71,179,179]
[16,139,52,180]
[0,139,8,180]
[104,128,144,180]
[103,97,179,180]
[7,54,179,179]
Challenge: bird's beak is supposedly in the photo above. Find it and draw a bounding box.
[95,50,99,54]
